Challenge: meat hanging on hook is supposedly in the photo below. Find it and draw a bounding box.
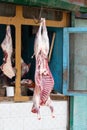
[31,18,55,120]
[0,25,15,79]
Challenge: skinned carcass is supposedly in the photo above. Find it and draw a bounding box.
[0,25,15,79]
[31,18,54,119]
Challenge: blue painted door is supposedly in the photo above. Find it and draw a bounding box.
[63,27,87,95]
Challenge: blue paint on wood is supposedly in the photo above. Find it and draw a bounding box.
[63,27,87,95]
[70,96,87,130]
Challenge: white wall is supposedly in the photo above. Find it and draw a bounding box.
[0,100,68,130]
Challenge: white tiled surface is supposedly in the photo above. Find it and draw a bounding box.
[0,101,68,130]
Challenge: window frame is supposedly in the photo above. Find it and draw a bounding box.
[63,27,87,95]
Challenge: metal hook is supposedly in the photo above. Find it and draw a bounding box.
[32,6,43,24]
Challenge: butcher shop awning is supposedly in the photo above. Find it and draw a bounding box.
[0,0,87,12]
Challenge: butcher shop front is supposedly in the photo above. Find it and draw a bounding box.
[1,0,87,130]
[0,3,70,102]
[0,2,70,129]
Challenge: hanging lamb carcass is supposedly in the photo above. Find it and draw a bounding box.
[31,18,54,119]
[0,25,15,79]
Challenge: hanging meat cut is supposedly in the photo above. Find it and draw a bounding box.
[31,18,54,119]
[21,58,31,78]
[0,25,15,79]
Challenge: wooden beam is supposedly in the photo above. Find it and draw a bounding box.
[0,7,70,27]
[14,96,29,102]
[14,24,21,98]
[48,32,56,62]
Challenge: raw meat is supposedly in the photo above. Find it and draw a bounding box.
[31,18,54,119]
[21,58,31,78]
[34,18,49,59]
[0,25,15,79]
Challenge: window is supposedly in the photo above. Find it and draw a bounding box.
[63,27,87,95]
